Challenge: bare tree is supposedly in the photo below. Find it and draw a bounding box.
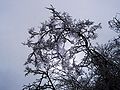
[23,6,120,90]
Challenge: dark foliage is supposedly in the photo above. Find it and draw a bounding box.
[23,6,120,90]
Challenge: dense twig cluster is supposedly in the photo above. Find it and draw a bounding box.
[108,13,120,33]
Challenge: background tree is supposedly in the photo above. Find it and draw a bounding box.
[90,14,120,90]
[22,6,120,90]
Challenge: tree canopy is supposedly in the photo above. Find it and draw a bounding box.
[22,6,120,90]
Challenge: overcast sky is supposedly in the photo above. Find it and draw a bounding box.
[0,0,120,90]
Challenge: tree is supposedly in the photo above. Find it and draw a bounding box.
[93,38,120,90]
[90,14,120,90]
[22,6,120,90]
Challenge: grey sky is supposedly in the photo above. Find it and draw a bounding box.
[0,0,120,90]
